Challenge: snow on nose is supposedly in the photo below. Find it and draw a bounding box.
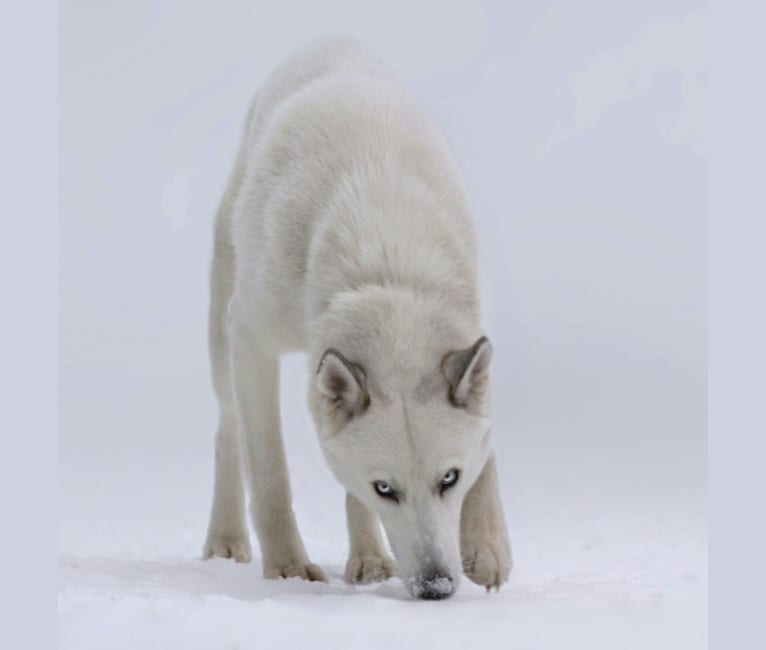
[411,571,456,600]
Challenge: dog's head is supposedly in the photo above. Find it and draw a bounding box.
[309,334,493,599]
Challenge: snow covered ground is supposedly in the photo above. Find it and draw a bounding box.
[59,1,707,648]
[59,446,706,649]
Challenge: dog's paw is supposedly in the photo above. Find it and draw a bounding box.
[462,534,512,591]
[264,562,328,582]
[203,532,252,563]
[345,554,397,584]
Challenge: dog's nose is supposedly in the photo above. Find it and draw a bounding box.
[412,572,455,600]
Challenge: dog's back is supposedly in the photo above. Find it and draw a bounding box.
[223,37,479,353]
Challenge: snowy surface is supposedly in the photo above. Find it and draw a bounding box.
[59,448,706,650]
[59,1,707,648]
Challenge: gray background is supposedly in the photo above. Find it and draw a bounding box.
[59,1,707,648]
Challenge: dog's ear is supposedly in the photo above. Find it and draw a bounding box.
[316,349,370,417]
[442,336,492,413]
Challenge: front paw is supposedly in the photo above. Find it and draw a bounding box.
[264,562,328,582]
[345,554,397,584]
[462,532,512,591]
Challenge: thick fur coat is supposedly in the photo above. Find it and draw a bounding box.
[203,37,511,599]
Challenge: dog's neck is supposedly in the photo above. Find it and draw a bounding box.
[309,283,480,383]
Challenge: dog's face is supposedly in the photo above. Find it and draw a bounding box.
[309,336,493,599]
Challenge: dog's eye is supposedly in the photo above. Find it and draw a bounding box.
[440,469,460,493]
[373,480,398,502]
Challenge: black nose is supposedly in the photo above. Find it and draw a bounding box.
[413,572,455,600]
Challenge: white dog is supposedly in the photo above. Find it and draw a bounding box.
[203,37,511,599]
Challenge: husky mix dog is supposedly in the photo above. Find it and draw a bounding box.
[202,37,512,600]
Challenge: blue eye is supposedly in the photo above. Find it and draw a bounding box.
[440,469,460,493]
[373,480,398,502]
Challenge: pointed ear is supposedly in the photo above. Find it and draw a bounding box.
[316,349,370,417]
[442,336,493,411]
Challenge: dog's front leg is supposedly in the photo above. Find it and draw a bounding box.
[230,315,326,582]
[460,453,512,590]
[344,494,396,583]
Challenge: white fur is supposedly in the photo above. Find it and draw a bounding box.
[203,37,511,598]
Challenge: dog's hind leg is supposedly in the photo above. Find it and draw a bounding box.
[344,493,396,583]
[203,402,251,563]
[460,453,512,590]
[203,133,252,563]
[230,316,327,582]
[203,321,251,562]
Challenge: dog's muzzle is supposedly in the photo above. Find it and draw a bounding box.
[411,568,456,600]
